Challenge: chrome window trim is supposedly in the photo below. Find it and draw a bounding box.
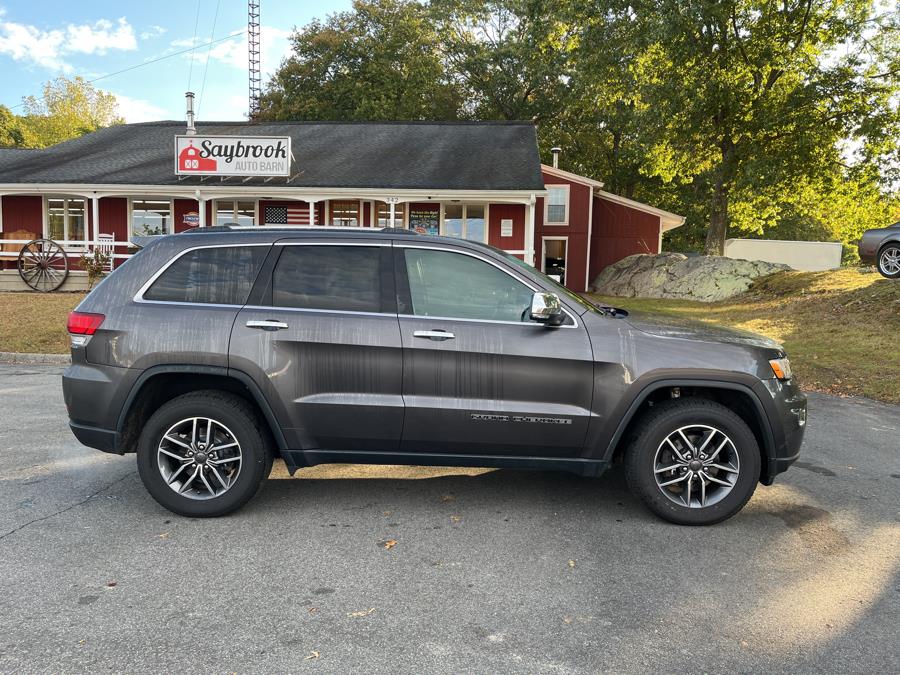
[242,305,396,318]
[133,243,273,305]
[395,243,579,329]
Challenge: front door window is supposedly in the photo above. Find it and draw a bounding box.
[403,248,533,323]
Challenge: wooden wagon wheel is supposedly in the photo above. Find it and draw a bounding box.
[17,238,70,292]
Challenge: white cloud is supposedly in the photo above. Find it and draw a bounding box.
[0,16,137,72]
[176,26,293,79]
[140,25,167,40]
[112,93,170,123]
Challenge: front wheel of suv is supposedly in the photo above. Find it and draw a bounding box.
[136,390,273,517]
[877,243,900,279]
[624,398,761,525]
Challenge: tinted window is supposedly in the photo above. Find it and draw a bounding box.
[272,245,382,312]
[403,249,533,322]
[144,246,268,305]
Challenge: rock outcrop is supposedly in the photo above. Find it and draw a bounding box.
[590,253,791,302]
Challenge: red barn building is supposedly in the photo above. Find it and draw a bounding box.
[0,121,682,292]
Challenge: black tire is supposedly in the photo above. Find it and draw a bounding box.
[624,398,761,525]
[876,243,900,279]
[136,390,274,517]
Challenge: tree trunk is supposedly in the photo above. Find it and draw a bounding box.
[704,178,729,255]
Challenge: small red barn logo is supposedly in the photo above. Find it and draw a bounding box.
[178,142,217,172]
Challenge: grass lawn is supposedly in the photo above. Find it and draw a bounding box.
[0,291,86,354]
[0,266,897,403]
[591,267,900,404]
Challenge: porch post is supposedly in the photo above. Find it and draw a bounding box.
[309,200,315,226]
[324,199,330,226]
[197,191,206,227]
[91,196,100,245]
[525,195,536,266]
[389,201,395,228]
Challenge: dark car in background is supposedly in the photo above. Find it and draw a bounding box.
[859,221,900,278]
[61,227,806,525]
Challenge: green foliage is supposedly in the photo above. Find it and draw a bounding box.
[78,248,111,290]
[259,0,463,121]
[228,2,900,256]
[2,77,123,149]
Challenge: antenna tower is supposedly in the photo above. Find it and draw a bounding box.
[248,0,261,118]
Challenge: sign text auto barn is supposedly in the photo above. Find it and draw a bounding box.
[175,135,292,177]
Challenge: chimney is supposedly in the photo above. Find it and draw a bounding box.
[550,147,561,169]
[185,91,196,136]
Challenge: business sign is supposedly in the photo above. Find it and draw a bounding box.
[175,135,291,177]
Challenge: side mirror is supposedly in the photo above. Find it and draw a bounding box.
[530,291,566,327]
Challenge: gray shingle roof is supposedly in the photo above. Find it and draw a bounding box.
[0,121,545,191]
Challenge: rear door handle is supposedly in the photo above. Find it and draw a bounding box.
[413,329,455,341]
[246,319,289,331]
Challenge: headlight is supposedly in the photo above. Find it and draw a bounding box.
[769,358,792,380]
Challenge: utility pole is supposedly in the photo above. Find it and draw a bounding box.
[248,0,261,119]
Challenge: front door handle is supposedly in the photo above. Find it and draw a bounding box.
[246,319,289,331]
[413,329,455,341]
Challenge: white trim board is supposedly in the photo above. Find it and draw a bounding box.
[540,164,604,189]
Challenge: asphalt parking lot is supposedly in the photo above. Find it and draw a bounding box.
[0,364,898,673]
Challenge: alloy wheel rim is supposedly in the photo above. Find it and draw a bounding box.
[879,247,900,275]
[653,424,740,508]
[156,417,242,500]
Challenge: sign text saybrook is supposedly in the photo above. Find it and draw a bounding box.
[175,135,292,177]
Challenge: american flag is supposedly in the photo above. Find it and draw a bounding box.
[265,204,311,225]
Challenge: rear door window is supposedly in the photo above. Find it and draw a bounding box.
[143,245,268,305]
[271,245,385,313]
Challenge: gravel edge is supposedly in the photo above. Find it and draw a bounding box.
[0,352,70,365]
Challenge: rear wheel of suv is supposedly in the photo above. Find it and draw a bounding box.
[136,390,273,517]
[624,398,761,525]
[877,243,900,279]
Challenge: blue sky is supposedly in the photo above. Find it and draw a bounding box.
[0,0,353,122]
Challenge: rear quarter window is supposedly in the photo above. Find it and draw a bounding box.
[143,245,269,305]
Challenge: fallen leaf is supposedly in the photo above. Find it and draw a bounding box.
[563,616,574,624]
[382,539,397,550]
[440,494,455,502]
[383,511,392,517]
[450,515,461,523]
[305,651,320,660]
[348,608,376,618]
[308,607,318,614]
[106,581,117,588]
[568,559,576,568]
[157,533,169,540]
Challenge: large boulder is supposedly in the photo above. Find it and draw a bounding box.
[590,253,791,302]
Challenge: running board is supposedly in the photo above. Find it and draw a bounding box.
[279,449,609,478]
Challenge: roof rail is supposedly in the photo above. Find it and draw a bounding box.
[380,227,419,235]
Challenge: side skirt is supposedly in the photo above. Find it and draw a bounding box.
[279,449,609,478]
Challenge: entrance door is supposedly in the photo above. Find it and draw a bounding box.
[396,244,594,458]
[542,237,567,285]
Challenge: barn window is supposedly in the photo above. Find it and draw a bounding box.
[131,199,172,237]
[330,200,360,227]
[215,200,257,226]
[46,198,87,244]
[374,201,405,227]
[545,185,569,226]
[442,204,487,242]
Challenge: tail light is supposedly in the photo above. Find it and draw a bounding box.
[67,311,105,335]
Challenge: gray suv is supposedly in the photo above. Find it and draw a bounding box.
[63,227,806,524]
